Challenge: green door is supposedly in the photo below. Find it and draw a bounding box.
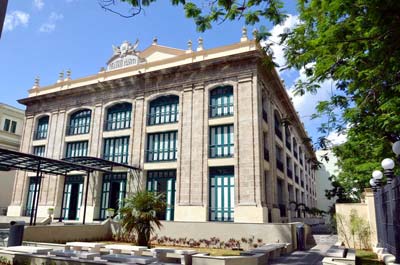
[100,173,127,220]
[25,177,40,216]
[147,170,176,221]
[209,167,234,222]
[61,175,84,220]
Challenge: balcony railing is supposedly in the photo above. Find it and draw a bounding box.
[209,144,234,159]
[264,148,269,161]
[66,125,90,136]
[146,149,177,162]
[209,103,234,118]
[148,111,179,126]
[104,118,131,131]
[276,159,284,172]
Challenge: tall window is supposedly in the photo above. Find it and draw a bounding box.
[299,147,304,165]
[103,136,129,164]
[263,132,269,161]
[33,145,45,157]
[105,102,132,131]
[274,111,282,140]
[262,95,268,123]
[65,141,88,158]
[147,170,176,221]
[209,167,234,222]
[277,179,286,217]
[294,164,299,183]
[286,156,292,178]
[209,86,233,118]
[100,173,127,220]
[67,109,91,135]
[61,175,84,221]
[209,125,234,158]
[285,126,291,150]
[25,177,40,216]
[35,116,49,140]
[146,131,178,162]
[276,145,284,171]
[10,121,17,133]
[3,119,10,131]
[148,95,179,125]
[293,138,298,159]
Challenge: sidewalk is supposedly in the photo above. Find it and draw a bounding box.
[270,235,337,265]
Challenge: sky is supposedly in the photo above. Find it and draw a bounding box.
[0,0,343,146]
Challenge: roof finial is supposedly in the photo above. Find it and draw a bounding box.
[152,36,158,45]
[65,69,71,81]
[33,76,40,89]
[241,26,248,42]
[186,40,193,53]
[252,28,258,41]
[197,37,204,51]
[57,70,64,83]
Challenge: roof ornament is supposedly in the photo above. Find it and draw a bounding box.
[152,37,158,45]
[241,27,248,42]
[65,69,71,81]
[197,37,204,51]
[107,39,141,71]
[186,39,193,53]
[57,71,64,83]
[252,28,258,40]
[33,76,40,89]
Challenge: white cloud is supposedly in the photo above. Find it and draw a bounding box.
[33,0,44,10]
[4,11,30,32]
[326,130,347,146]
[39,12,63,33]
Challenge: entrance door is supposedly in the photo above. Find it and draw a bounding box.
[147,170,176,221]
[100,173,127,219]
[61,176,83,220]
[209,167,234,222]
[25,177,40,216]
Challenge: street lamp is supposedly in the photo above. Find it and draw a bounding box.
[372,170,383,188]
[381,158,395,184]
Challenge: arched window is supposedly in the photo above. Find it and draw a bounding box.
[67,109,91,135]
[105,102,132,131]
[209,86,233,118]
[274,110,282,140]
[35,116,49,140]
[148,95,179,125]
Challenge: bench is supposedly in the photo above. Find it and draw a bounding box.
[150,248,198,265]
[105,244,148,256]
[65,242,104,253]
[322,246,355,265]
[101,253,158,264]
[49,249,100,260]
[241,243,291,259]
[4,246,52,254]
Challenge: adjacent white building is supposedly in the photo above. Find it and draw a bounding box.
[315,149,337,216]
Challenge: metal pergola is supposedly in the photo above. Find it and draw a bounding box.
[0,148,140,225]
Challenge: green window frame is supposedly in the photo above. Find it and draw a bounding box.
[209,167,234,222]
[274,111,282,140]
[209,86,233,118]
[67,109,91,135]
[61,175,84,221]
[146,131,177,162]
[148,95,179,125]
[105,103,132,131]
[209,124,234,158]
[33,145,45,157]
[3,119,10,132]
[147,170,176,221]
[35,116,49,140]
[25,177,40,216]
[10,121,17,134]
[100,173,127,220]
[65,141,88,158]
[103,136,129,164]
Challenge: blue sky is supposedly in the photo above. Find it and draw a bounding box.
[1,1,341,144]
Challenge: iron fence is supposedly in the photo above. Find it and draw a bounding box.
[374,175,400,262]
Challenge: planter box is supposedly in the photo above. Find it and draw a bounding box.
[192,253,267,265]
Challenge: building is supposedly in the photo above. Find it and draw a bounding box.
[0,103,24,215]
[8,30,317,223]
[315,149,337,215]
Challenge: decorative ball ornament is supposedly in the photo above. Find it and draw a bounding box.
[372,170,383,180]
[369,179,376,187]
[381,158,395,170]
[393,141,400,156]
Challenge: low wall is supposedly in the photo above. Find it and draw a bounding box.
[151,221,302,250]
[23,222,113,244]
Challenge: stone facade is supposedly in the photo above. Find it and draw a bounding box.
[8,35,317,223]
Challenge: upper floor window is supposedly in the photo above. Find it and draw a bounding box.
[65,141,88,158]
[105,103,132,131]
[103,136,129,164]
[210,124,234,158]
[274,111,282,140]
[275,145,284,171]
[299,147,304,165]
[293,137,298,159]
[285,126,291,150]
[148,95,179,126]
[146,131,178,162]
[67,109,91,136]
[209,86,233,118]
[33,145,45,157]
[35,116,49,140]
[3,119,10,131]
[262,95,268,123]
[10,121,17,134]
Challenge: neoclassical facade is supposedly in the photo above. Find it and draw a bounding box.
[8,32,317,223]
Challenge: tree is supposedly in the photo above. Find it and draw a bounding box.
[119,190,166,247]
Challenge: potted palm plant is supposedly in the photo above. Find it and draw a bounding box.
[106,208,115,218]
[47,207,54,216]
